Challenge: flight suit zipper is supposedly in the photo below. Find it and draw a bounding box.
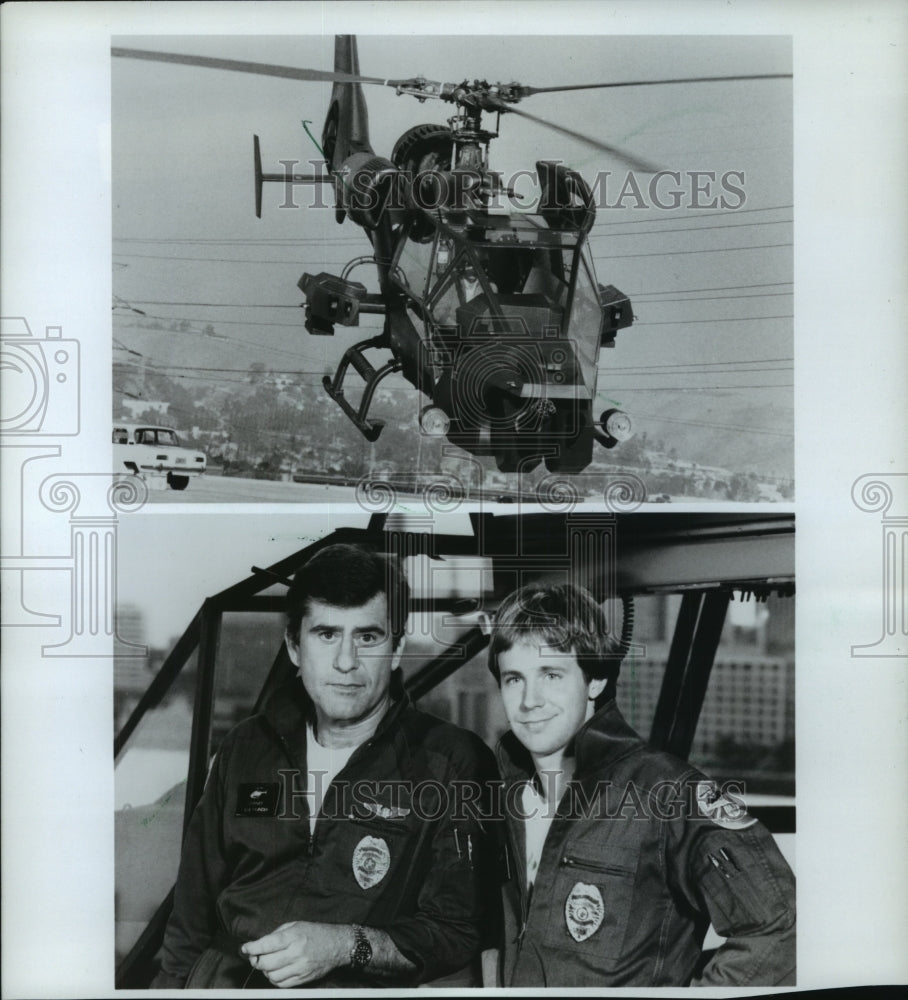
[561,854,634,876]
[516,884,533,953]
[271,726,317,855]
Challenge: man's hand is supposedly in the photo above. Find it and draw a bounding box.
[241,920,353,987]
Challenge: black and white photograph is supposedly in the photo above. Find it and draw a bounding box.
[113,510,796,987]
[111,34,793,504]
[1,3,906,998]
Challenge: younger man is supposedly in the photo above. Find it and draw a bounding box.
[488,582,796,987]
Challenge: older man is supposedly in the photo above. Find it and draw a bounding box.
[154,543,498,988]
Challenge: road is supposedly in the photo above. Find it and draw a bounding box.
[143,474,364,504]
[140,473,675,507]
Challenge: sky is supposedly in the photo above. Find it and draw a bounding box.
[115,509,365,646]
[111,34,794,477]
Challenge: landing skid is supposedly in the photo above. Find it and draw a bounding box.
[322,334,402,442]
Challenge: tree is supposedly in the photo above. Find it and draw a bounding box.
[726,472,761,502]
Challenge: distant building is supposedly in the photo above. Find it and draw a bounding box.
[617,592,793,746]
[114,604,150,729]
[619,657,795,754]
[122,399,169,418]
[114,605,148,692]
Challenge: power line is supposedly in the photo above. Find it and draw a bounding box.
[114,236,367,247]
[626,281,793,297]
[119,362,792,393]
[591,218,791,239]
[113,242,790,264]
[113,217,793,247]
[591,202,792,226]
[608,366,792,376]
[114,206,795,246]
[123,363,330,375]
[115,282,794,310]
[114,237,793,266]
[594,241,792,261]
[629,410,793,438]
[112,327,331,365]
[632,291,792,303]
[610,383,792,391]
[118,311,306,329]
[117,300,303,308]
[603,358,794,372]
[633,314,792,325]
[117,284,793,309]
[112,252,347,265]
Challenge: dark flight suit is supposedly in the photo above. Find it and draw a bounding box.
[496,699,796,987]
[155,680,498,988]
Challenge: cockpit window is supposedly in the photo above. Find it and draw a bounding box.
[566,250,605,393]
[426,243,570,329]
[396,210,581,311]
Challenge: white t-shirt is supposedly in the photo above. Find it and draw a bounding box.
[521,780,558,887]
[305,724,357,835]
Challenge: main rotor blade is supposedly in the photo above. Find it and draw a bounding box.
[491,100,663,173]
[521,73,792,96]
[111,47,408,88]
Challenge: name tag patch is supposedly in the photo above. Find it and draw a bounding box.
[352,835,390,890]
[565,881,605,942]
[235,782,279,817]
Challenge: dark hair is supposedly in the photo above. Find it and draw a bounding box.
[285,543,409,649]
[487,582,620,700]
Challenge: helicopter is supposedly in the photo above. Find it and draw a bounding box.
[113,37,791,475]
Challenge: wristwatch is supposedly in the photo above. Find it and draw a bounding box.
[349,924,372,971]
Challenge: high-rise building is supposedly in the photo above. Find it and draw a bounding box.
[114,604,150,730]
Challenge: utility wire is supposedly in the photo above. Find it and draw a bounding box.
[633,314,792,325]
[590,219,791,239]
[594,242,792,260]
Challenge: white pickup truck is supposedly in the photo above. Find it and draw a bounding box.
[113,423,206,491]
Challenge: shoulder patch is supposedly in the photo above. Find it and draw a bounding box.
[695,781,757,830]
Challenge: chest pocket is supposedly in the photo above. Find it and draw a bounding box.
[543,849,638,960]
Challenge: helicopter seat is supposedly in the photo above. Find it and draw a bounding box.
[522,265,568,307]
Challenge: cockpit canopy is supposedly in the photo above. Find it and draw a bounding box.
[391,211,608,398]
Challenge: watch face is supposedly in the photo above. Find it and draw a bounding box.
[351,926,372,969]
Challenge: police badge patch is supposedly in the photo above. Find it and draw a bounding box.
[352,835,391,890]
[565,882,605,942]
[695,781,757,830]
